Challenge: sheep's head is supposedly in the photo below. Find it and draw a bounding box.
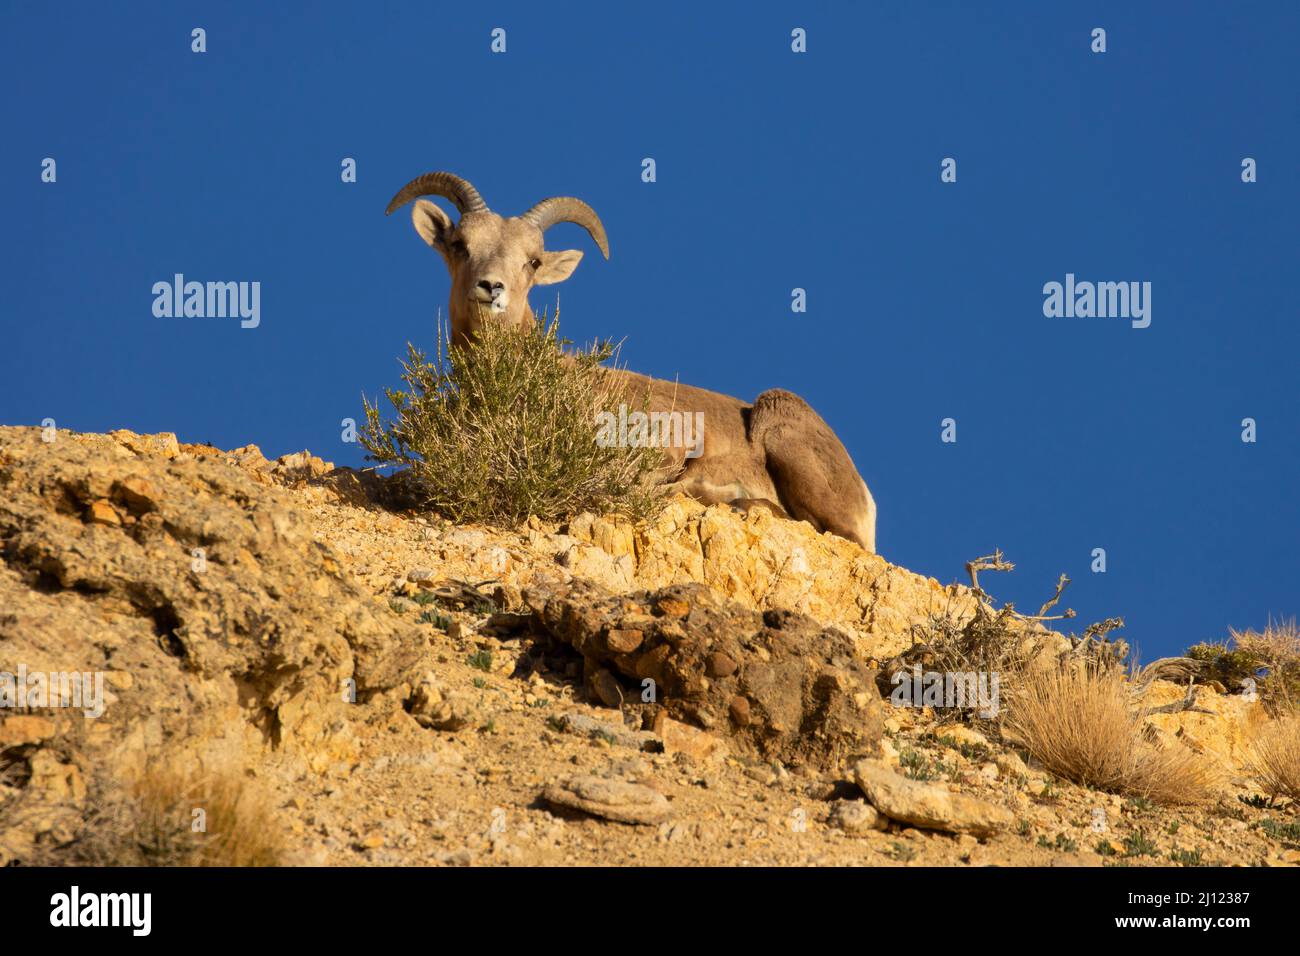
[386,171,609,347]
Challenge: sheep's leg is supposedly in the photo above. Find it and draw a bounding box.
[728,497,791,520]
[748,389,877,553]
[664,475,755,506]
[663,470,790,520]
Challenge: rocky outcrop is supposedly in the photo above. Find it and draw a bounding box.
[544,503,980,662]
[0,427,1290,868]
[1144,680,1270,782]
[0,427,426,862]
[520,579,885,771]
[131,429,983,663]
[0,426,423,720]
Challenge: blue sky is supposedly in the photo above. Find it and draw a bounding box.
[3,2,1296,659]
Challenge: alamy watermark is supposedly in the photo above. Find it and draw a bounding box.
[595,404,704,459]
[890,666,1000,718]
[50,886,151,936]
[1,665,105,718]
[1043,273,1151,329]
[152,274,260,328]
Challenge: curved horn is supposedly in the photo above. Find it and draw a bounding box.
[520,197,610,259]
[385,172,488,216]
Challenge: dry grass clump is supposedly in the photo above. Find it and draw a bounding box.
[360,314,666,525]
[1248,713,1300,802]
[1188,619,1300,713]
[883,551,1128,724]
[1003,662,1219,806]
[56,759,285,866]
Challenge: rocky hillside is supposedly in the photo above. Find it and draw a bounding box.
[0,425,1294,866]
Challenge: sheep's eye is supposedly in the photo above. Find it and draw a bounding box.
[449,239,468,256]
[529,257,542,271]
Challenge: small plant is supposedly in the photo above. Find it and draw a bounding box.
[1247,713,1300,802]
[1238,793,1275,810]
[38,757,285,866]
[1128,796,1156,814]
[361,315,665,525]
[925,732,992,763]
[1166,820,1180,835]
[1257,818,1300,845]
[1017,819,1033,837]
[466,649,494,672]
[1122,829,1159,858]
[1037,833,1078,853]
[883,552,1130,726]
[1095,839,1117,857]
[1170,847,1205,867]
[412,591,439,606]
[387,598,409,614]
[898,749,936,781]
[1003,662,1218,806]
[1188,620,1300,712]
[473,677,487,689]
[418,610,452,629]
[888,841,917,863]
[1219,803,1248,822]
[956,742,992,762]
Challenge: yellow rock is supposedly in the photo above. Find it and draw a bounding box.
[547,495,983,661]
[935,725,991,750]
[1145,680,1267,776]
[0,715,57,746]
[28,752,86,803]
[86,499,122,526]
[106,430,180,459]
[653,713,728,763]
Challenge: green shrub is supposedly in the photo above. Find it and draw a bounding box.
[1037,833,1078,853]
[1169,847,1205,867]
[1188,620,1300,713]
[1187,643,1265,689]
[1257,817,1300,844]
[361,315,665,525]
[1122,829,1159,858]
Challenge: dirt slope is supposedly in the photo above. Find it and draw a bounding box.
[1,426,1294,867]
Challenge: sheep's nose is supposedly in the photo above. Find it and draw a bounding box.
[477,279,505,297]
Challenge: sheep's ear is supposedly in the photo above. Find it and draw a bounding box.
[411,200,454,254]
[534,249,583,285]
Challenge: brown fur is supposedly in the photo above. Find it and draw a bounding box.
[610,372,876,551]
[397,183,878,552]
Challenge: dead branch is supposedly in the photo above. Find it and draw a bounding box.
[1137,679,1215,717]
[1037,573,1071,618]
[1083,617,1126,641]
[427,578,498,608]
[1133,656,1204,688]
[965,550,1014,594]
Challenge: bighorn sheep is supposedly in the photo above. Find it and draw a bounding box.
[386,171,878,552]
